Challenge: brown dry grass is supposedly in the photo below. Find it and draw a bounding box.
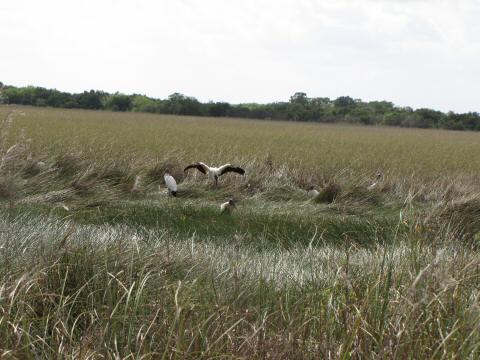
[2,104,480,202]
[1,106,480,358]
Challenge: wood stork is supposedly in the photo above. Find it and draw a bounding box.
[220,199,236,213]
[184,162,245,185]
[164,171,178,196]
[131,175,142,193]
[367,173,383,190]
[307,186,320,197]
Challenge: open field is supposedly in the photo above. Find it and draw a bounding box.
[4,105,480,178]
[1,105,480,358]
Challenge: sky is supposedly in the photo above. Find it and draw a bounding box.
[1,0,479,113]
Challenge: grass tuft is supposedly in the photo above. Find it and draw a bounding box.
[340,185,383,206]
[0,175,16,199]
[316,182,341,203]
[440,196,480,240]
[55,152,84,177]
[21,159,43,178]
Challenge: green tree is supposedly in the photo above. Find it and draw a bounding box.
[76,90,105,109]
[206,102,231,117]
[165,93,202,115]
[104,93,132,111]
[290,92,308,104]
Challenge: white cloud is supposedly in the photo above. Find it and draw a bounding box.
[0,0,479,112]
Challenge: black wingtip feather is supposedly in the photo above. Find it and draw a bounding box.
[220,166,245,176]
[184,163,207,174]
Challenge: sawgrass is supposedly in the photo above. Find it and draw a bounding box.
[3,105,480,180]
[1,105,480,358]
[1,211,479,358]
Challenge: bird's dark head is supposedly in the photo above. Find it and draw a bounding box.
[164,169,171,176]
[228,199,236,207]
[376,172,382,179]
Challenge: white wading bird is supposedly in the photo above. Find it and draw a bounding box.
[220,199,236,214]
[184,162,245,185]
[367,173,383,190]
[131,175,142,193]
[164,171,178,196]
[307,186,320,197]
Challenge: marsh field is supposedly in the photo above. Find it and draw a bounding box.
[1,105,480,359]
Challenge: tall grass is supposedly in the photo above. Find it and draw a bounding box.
[3,105,480,181]
[1,212,479,358]
[1,106,480,357]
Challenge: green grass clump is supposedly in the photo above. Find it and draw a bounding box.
[316,182,341,203]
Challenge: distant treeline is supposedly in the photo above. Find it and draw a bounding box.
[1,82,479,131]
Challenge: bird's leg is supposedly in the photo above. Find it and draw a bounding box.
[214,175,218,186]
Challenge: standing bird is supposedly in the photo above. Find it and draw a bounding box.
[131,175,142,193]
[184,162,245,185]
[367,173,383,190]
[307,185,320,197]
[164,171,178,196]
[220,199,236,214]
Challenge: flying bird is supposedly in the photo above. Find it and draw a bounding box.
[220,199,236,214]
[184,162,245,185]
[164,171,178,196]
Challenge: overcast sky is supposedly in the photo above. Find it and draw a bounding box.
[1,0,479,112]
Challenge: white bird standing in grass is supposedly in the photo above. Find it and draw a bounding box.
[367,173,383,190]
[220,199,236,214]
[164,171,178,196]
[184,162,245,185]
[307,186,320,197]
[131,175,142,193]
